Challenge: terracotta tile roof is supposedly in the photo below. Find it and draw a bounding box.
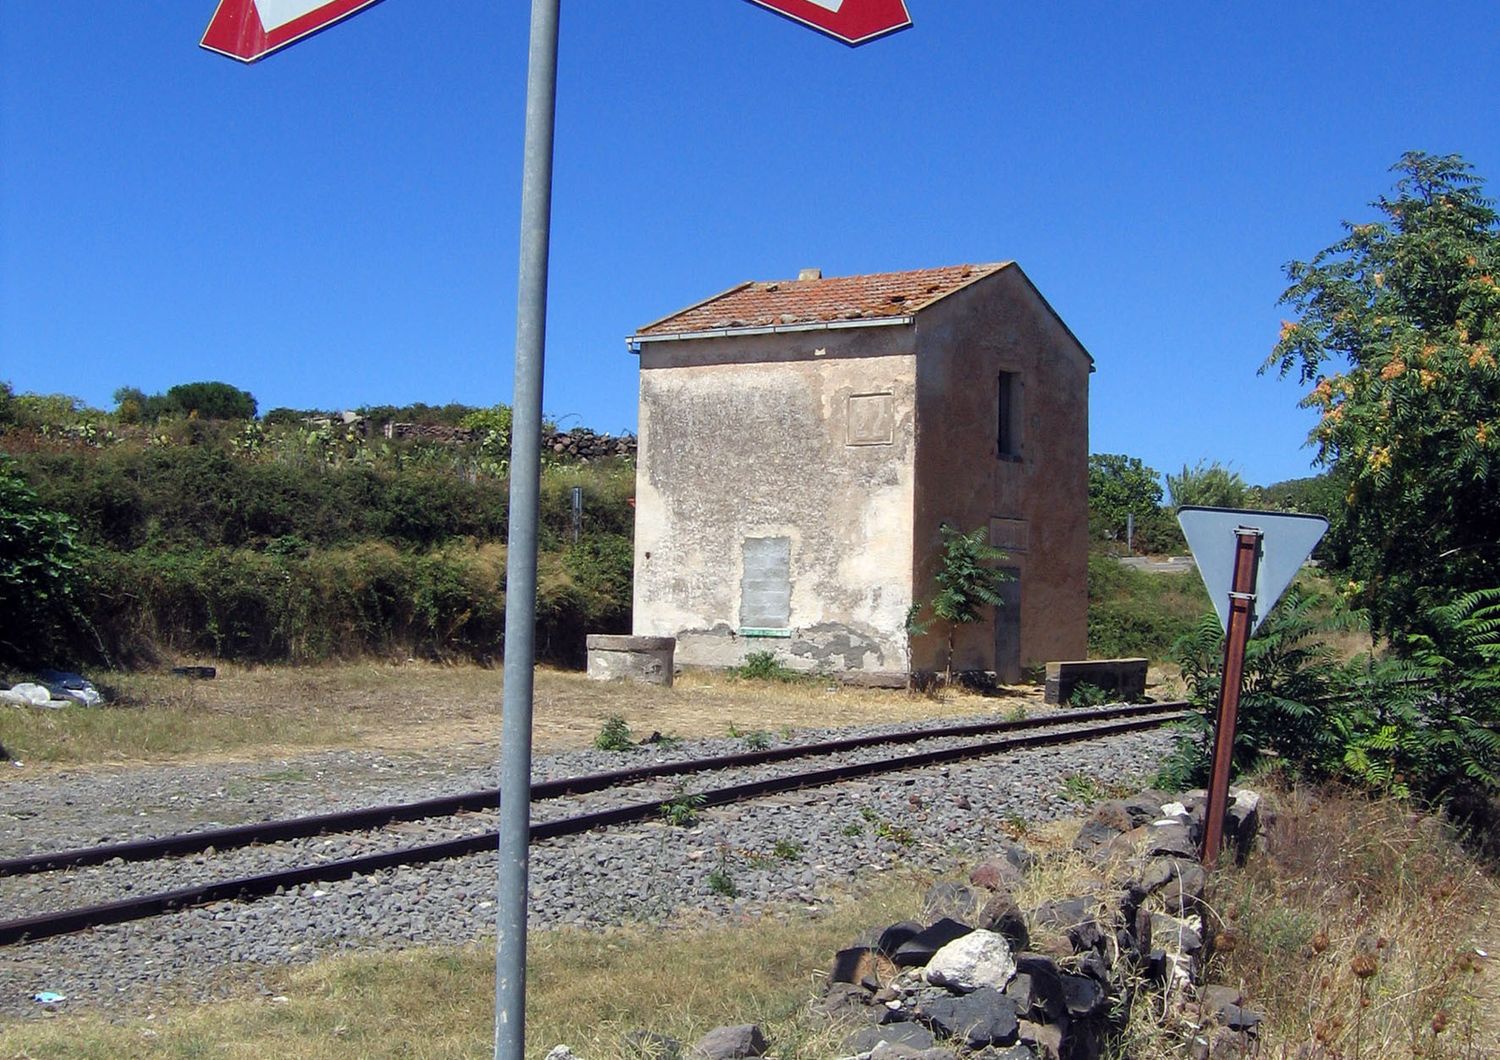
[632,262,1012,339]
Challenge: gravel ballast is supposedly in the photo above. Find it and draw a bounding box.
[0,708,1177,1017]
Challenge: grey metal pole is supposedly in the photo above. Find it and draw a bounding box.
[495,0,560,1056]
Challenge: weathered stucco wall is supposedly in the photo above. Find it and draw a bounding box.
[633,326,917,680]
[909,267,1091,680]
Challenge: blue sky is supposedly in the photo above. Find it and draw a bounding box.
[3,1,1496,487]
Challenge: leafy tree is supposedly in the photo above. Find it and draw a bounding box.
[357,401,476,426]
[261,407,311,427]
[1166,460,1251,511]
[112,386,158,423]
[165,381,258,421]
[0,459,84,666]
[0,381,15,427]
[1250,472,1342,518]
[1087,453,1179,552]
[924,524,1011,685]
[1264,151,1500,638]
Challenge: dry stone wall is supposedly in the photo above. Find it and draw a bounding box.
[541,787,1267,1060]
[371,421,637,461]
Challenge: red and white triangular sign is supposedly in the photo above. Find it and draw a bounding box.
[201,0,385,63]
[744,0,912,46]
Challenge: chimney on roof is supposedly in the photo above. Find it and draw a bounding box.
[798,268,822,281]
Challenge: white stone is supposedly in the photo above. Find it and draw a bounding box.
[923,928,1016,992]
[544,1048,581,1060]
[1160,801,1188,817]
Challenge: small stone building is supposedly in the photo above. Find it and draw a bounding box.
[626,262,1091,685]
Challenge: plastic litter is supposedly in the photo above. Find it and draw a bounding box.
[6,683,53,707]
[33,991,66,1004]
[35,669,103,707]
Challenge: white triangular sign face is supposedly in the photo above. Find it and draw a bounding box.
[1178,507,1328,635]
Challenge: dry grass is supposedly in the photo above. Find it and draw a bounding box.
[0,876,930,1060]
[1115,778,1500,1059]
[0,661,1039,775]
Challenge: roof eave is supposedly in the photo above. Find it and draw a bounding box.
[627,314,914,351]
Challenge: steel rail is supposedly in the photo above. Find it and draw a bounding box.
[0,710,1185,946]
[0,701,1186,877]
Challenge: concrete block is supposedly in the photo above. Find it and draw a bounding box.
[587,635,675,686]
[1043,658,1148,705]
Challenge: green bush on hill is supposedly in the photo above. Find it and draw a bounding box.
[1086,552,1209,660]
[1,385,635,668]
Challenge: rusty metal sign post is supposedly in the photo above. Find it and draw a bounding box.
[1178,507,1328,869]
[1198,527,1261,869]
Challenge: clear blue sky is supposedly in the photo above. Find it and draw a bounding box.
[3,1,1496,487]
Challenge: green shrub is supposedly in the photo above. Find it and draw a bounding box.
[1162,584,1500,810]
[772,838,803,861]
[706,864,737,897]
[1166,588,1347,787]
[563,534,633,601]
[593,715,634,752]
[1061,773,1106,805]
[729,650,827,685]
[0,459,85,666]
[1068,682,1110,708]
[733,651,788,681]
[660,787,704,827]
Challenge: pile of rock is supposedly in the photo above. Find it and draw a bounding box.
[546,427,636,461]
[374,421,637,461]
[382,422,475,443]
[818,788,1266,1060]
[539,788,1267,1060]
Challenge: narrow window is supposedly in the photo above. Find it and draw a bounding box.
[997,371,1022,458]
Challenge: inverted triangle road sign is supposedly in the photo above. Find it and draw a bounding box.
[1178,507,1328,635]
[201,0,384,62]
[744,0,912,45]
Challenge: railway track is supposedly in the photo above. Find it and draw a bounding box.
[0,701,1187,946]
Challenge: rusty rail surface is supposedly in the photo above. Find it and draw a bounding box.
[0,706,1186,946]
[1,701,1185,877]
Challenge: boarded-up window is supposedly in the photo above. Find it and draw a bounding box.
[990,517,1028,553]
[740,537,791,630]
